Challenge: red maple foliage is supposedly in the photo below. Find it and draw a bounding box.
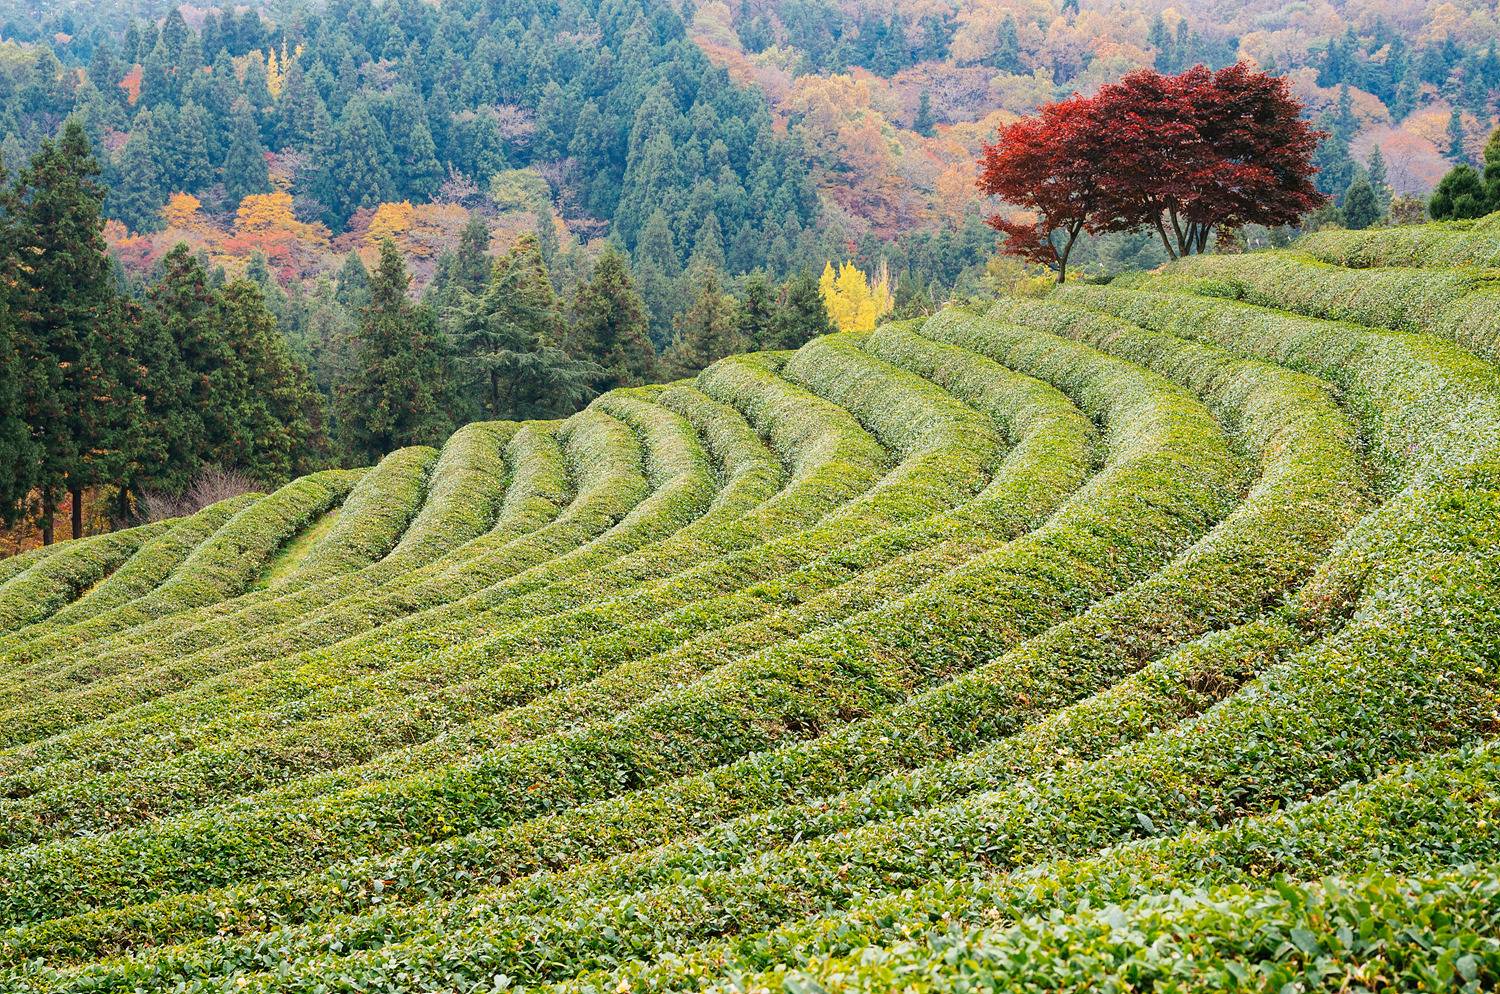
[979,95,1105,283]
[980,63,1327,280]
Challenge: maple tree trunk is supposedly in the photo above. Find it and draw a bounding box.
[1152,216,1178,260]
[70,486,84,540]
[1054,223,1083,283]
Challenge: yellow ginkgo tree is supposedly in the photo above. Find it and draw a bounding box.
[819,260,894,333]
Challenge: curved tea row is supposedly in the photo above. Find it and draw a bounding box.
[2,217,1498,991]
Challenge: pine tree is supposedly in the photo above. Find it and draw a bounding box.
[993,15,1022,73]
[634,208,684,344]
[1483,125,1500,210]
[664,267,744,377]
[1366,145,1392,211]
[739,271,776,349]
[1429,164,1490,220]
[223,100,271,207]
[273,60,322,151]
[689,212,726,273]
[767,271,834,350]
[1342,176,1381,230]
[141,244,220,490]
[450,212,492,297]
[315,97,396,227]
[454,234,599,419]
[1446,107,1468,164]
[568,246,658,390]
[107,110,165,232]
[220,279,328,480]
[335,252,371,310]
[387,85,443,202]
[173,102,215,191]
[334,239,451,462]
[7,120,141,541]
[0,156,38,525]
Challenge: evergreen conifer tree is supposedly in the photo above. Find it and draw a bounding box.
[1429,164,1490,219]
[739,271,776,349]
[220,278,328,480]
[1446,108,1468,163]
[767,270,834,350]
[7,121,140,541]
[454,234,599,419]
[315,97,396,227]
[914,90,935,136]
[568,246,658,390]
[334,239,451,461]
[1483,125,1500,209]
[0,159,38,525]
[106,111,164,232]
[1342,176,1381,230]
[664,267,743,377]
[223,100,271,208]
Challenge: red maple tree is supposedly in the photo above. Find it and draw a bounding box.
[979,95,1105,283]
[980,63,1326,280]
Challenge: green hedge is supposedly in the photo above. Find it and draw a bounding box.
[0,345,1012,844]
[272,445,437,587]
[1297,218,1500,269]
[1130,250,1500,364]
[0,318,1234,933]
[0,411,644,756]
[0,495,258,658]
[0,470,360,727]
[0,522,174,634]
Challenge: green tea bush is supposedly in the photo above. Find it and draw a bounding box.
[3,220,1499,993]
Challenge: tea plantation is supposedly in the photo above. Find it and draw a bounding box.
[2,217,1499,992]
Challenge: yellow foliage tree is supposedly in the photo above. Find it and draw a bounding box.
[236,191,298,233]
[161,192,205,229]
[819,260,894,333]
[366,201,416,250]
[266,48,282,98]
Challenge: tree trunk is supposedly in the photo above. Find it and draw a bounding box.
[70,487,84,540]
[1054,223,1082,284]
[1152,215,1177,259]
[40,491,55,546]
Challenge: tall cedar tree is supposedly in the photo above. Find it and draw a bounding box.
[0,156,37,525]
[335,238,450,462]
[767,271,835,350]
[665,267,745,377]
[223,100,271,207]
[1486,126,1500,206]
[982,63,1326,279]
[218,278,328,480]
[6,120,142,541]
[138,244,213,494]
[455,234,600,420]
[739,271,776,349]
[568,247,659,391]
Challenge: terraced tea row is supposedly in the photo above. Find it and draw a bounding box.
[2,218,1498,991]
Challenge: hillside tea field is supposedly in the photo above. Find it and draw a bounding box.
[2,219,1500,992]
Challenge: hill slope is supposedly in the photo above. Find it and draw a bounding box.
[1,219,1500,990]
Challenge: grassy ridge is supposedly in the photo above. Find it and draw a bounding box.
[2,218,1498,991]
